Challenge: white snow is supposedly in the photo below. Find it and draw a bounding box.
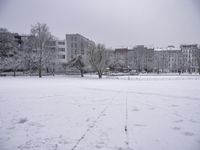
[0,76,200,150]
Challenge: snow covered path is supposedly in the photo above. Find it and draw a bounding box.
[0,76,200,150]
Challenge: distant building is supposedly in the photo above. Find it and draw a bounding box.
[154,46,181,73]
[180,44,199,73]
[45,39,69,72]
[56,40,67,63]
[114,48,128,66]
[132,45,154,72]
[66,34,95,62]
[112,46,154,72]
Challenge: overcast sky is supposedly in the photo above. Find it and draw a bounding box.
[0,0,200,48]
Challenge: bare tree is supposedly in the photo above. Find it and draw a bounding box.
[67,55,85,77]
[21,36,37,75]
[153,52,160,74]
[88,44,109,78]
[30,23,53,77]
[43,42,58,76]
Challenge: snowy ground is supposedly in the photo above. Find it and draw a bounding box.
[0,76,200,150]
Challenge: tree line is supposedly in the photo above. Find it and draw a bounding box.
[0,23,58,77]
[0,23,109,78]
[1,23,200,78]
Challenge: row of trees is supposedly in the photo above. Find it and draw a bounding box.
[3,23,199,78]
[0,23,110,78]
[0,23,57,77]
[66,44,109,78]
[0,28,23,76]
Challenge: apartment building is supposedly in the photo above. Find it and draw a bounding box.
[66,34,95,61]
[180,44,199,73]
[56,40,67,63]
[132,45,154,72]
[112,46,154,72]
[114,48,128,66]
[154,46,181,73]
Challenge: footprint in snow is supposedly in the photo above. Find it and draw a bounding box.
[95,141,105,149]
[102,113,106,116]
[134,124,147,127]
[28,122,44,128]
[132,108,140,111]
[86,118,90,122]
[7,126,15,130]
[189,119,200,124]
[173,119,184,123]
[149,107,156,110]
[173,112,182,117]
[116,147,134,150]
[169,104,179,107]
[18,118,28,124]
[154,139,160,142]
[183,132,195,136]
[96,145,103,149]
[171,127,181,131]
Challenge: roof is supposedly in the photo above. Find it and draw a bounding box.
[155,47,181,51]
[115,48,128,53]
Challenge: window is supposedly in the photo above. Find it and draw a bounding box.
[81,43,84,48]
[50,47,56,51]
[58,48,65,52]
[58,41,65,45]
[58,55,65,59]
[81,49,84,55]
[46,41,56,46]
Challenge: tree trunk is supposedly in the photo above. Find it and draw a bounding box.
[80,69,84,77]
[39,63,42,78]
[39,68,42,78]
[46,67,49,74]
[198,67,200,75]
[98,71,102,78]
[13,70,16,77]
[52,69,55,76]
[52,64,55,76]
[39,58,42,78]
[38,48,43,78]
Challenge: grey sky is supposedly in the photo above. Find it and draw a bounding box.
[0,0,200,48]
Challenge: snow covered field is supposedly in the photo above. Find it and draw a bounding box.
[0,76,200,150]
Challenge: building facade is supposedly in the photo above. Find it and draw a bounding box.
[154,46,182,73]
[45,40,67,72]
[132,45,154,72]
[111,46,154,72]
[180,44,199,73]
[66,34,95,62]
[56,40,67,63]
[114,48,128,66]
